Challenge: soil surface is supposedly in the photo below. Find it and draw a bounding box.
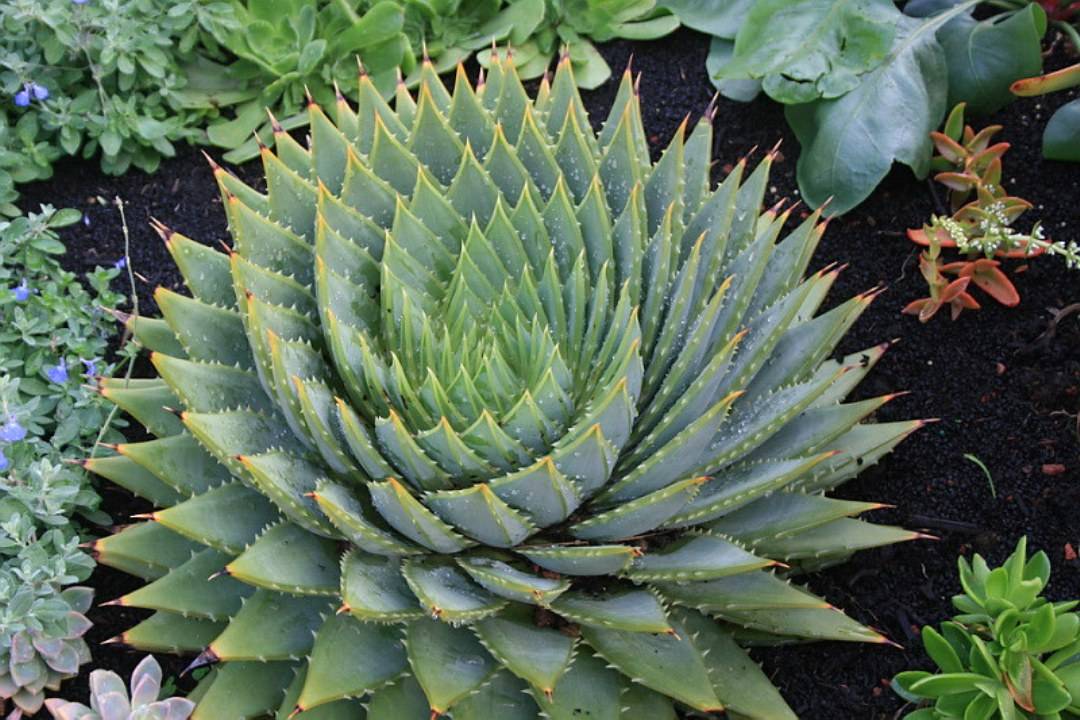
[17,27,1080,720]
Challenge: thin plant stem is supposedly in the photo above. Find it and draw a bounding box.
[89,197,137,460]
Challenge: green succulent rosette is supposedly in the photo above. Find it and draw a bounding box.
[89,52,923,719]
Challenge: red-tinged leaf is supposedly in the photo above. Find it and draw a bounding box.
[1042,464,1066,476]
[902,297,939,323]
[940,276,972,303]
[949,291,980,320]
[935,171,978,193]
[908,226,956,248]
[967,127,1004,155]
[939,261,971,274]
[931,132,966,163]
[1011,64,1080,97]
[967,260,1020,307]
[956,291,980,309]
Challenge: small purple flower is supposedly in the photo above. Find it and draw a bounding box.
[0,417,26,443]
[14,88,29,108]
[0,448,8,471]
[46,357,69,385]
[81,358,99,378]
[113,257,127,270]
[12,279,30,302]
[30,83,48,101]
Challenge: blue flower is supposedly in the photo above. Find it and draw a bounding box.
[113,257,127,270]
[12,279,29,302]
[46,357,69,384]
[0,417,26,443]
[81,358,98,378]
[14,88,29,108]
[0,448,8,471]
[72,0,89,4]
[30,83,49,101]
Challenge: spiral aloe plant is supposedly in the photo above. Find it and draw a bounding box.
[88,51,925,719]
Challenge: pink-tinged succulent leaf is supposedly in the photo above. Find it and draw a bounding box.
[949,290,980,320]
[939,276,973,304]
[902,297,940,323]
[129,656,162,708]
[909,226,958,249]
[963,259,1020,307]
[1010,62,1080,96]
[930,131,966,163]
[934,171,979,193]
[966,127,1004,156]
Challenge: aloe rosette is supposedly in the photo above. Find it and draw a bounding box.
[88,51,924,719]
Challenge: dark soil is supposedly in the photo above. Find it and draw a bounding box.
[17,27,1080,720]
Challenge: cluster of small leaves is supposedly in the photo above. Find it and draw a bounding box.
[0,206,130,718]
[904,104,1079,322]
[201,0,678,162]
[662,0,1053,214]
[45,655,195,720]
[894,537,1080,719]
[0,0,235,215]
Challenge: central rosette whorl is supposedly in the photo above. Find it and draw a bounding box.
[93,48,920,720]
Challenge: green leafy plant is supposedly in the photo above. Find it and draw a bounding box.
[476,0,679,90]
[662,0,1050,214]
[0,0,237,214]
[92,55,924,719]
[0,205,131,717]
[0,524,94,720]
[45,655,195,720]
[893,537,1080,718]
[205,0,678,162]
[1012,63,1080,162]
[904,104,1079,321]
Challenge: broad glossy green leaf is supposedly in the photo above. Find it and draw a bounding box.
[298,613,406,711]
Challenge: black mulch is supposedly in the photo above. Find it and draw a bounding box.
[17,27,1080,720]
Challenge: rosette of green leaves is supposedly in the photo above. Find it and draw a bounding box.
[0,523,94,719]
[92,53,921,719]
[204,0,545,162]
[894,538,1080,719]
[478,0,679,89]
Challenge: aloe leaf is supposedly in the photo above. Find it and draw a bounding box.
[151,482,280,554]
[297,613,406,711]
[624,533,774,582]
[91,522,202,581]
[532,650,621,720]
[406,619,497,715]
[518,544,637,576]
[189,660,297,720]
[226,522,341,595]
[401,557,507,622]
[117,548,252,621]
[208,589,334,661]
[583,614,724,713]
[450,670,538,719]
[366,675,429,720]
[551,589,672,634]
[83,455,183,508]
[119,612,226,654]
[340,550,424,623]
[474,605,576,695]
[458,556,570,606]
[677,608,798,719]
